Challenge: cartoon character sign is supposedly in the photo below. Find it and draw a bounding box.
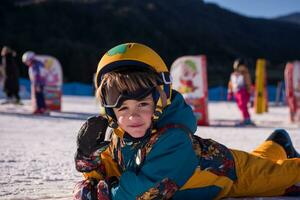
[171,55,208,125]
[178,60,198,93]
[293,62,300,99]
[285,61,300,122]
[35,55,63,111]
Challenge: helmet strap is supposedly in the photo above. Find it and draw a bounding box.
[104,108,119,128]
[156,85,167,107]
[153,85,168,120]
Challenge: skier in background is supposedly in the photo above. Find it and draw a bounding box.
[1,46,21,104]
[227,58,254,126]
[22,51,47,114]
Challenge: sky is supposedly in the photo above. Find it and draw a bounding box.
[203,0,300,19]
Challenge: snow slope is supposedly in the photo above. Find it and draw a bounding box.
[0,96,299,200]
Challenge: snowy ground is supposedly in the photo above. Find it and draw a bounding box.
[0,96,299,200]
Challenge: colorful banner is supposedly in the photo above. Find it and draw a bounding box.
[285,61,300,122]
[171,55,209,126]
[36,55,63,111]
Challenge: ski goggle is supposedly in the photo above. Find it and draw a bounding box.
[101,86,155,108]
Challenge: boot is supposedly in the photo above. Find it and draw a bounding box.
[266,129,300,158]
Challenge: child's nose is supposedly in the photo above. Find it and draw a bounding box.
[128,109,139,120]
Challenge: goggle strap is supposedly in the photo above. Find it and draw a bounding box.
[163,83,172,99]
[159,72,172,84]
[104,109,118,128]
[156,85,167,108]
[153,85,168,121]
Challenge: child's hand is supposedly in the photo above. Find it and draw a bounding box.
[73,179,98,200]
[73,177,119,200]
[75,116,110,173]
[76,116,109,157]
[97,176,119,200]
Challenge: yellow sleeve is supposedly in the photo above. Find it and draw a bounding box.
[101,146,122,178]
[82,146,121,180]
[83,170,104,180]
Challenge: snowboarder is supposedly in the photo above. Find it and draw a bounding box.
[73,43,300,199]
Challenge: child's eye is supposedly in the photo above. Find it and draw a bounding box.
[117,106,128,111]
[139,102,152,108]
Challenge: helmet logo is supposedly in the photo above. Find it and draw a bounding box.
[107,44,128,56]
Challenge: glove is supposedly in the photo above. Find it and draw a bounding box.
[97,176,119,200]
[76,115,109,157]
[75,116,110,173]
[73,179,98,200]
[72,177,119,200]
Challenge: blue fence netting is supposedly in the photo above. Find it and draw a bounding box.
[1,78,285,103]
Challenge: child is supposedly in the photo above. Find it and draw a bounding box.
[22,51,47,114]
[73,43,300,200]
[227,58,253,126]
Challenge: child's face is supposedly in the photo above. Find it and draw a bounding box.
[113,94,154,138]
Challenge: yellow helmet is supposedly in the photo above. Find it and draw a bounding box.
[95,43,169,88]
[95,43,172,127]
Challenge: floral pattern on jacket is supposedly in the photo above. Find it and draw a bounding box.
[137,178,179,200]
[192,136,237,180]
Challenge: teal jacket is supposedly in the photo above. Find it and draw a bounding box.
[107,90,236,199]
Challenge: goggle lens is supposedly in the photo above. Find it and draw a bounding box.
[102,87,154,108]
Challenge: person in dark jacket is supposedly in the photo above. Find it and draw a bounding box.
[1,46,21,104]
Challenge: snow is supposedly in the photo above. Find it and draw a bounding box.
[0,96,299,200]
